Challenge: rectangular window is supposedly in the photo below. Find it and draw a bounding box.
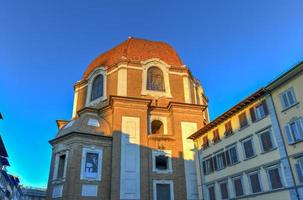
[266,166,284,190]
[81,148,103,180]
[259,130,275,152]
[53,152,68,180]
[212,129,220,143]
[153,180,173,200]
[226,145,238,165]
[203,157,214,175]
[219,181,229,200]
[215,152,226,170]
[295,158,303,183]
[232,176,244,197]
[202,136,209,149]
[280,88,297,110]
[248,171,262,193]
[207,185,216,200]
[238,112,248,129]
[285,118,303,144]
[250,100,269,123]
[152,150,172,173]
[242,137,255,159]
[57,154,66,179]
[224,121,233,136]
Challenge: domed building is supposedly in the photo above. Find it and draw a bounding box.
[46,37,209,200]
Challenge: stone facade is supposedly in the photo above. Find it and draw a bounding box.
[46,37,209,200]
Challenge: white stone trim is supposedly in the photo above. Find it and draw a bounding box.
[152,150,172,173]
[141,59,172,98]
[85,67,107,107]
[81,184,98,197]
[149,115,168,135]
[52,184,63,198]
[181,122,199,200]
[153,180,174,200]
[72,88,79,118]
[80,147,103,181]
[117,67,127,96]
[183,76,192,103]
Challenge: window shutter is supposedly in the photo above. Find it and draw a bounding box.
[279,94,286,109]
[285,125,294,144]
[225,151,230,166]
[262,100,269,116]
[296,119,303,140]
[250,107,256,123]
[295,162,303,183]
[213,157,217,171]
[202,161,206,174]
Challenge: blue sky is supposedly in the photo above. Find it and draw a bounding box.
[0,0,303,188]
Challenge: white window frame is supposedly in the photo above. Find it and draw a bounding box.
[219,180,229,200]
[141,59,172,98]
[153,180,174,200]
[265,164,284,190]
[53,151,68,180]
[215,151,226,170]
[206,184,216,200]
[241,137,256,160]
[255,103,266,120]
[226,144,239,165]
[85,67,107,107]
[285,117,303,144]
[247,170,263,194]
[232,176,245,197]
[257,129,276,153]
[80,147,103,181]
[152,150,172,173]
[279,87,297,110]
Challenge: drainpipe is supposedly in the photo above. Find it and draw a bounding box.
[267,92,300,200]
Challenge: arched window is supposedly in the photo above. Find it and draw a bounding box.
[90,74,104,101]
[151,120,164,135]
[147,67,165,91]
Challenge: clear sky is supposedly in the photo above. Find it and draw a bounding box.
[0,0,303,188]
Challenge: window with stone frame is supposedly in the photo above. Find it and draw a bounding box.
[232,176,244,197]
[250,100,269,122]
[53,151,68,180]
[238,112,248,129]
[90,74,104,101]
[219,181,229,200]
[285,118,303,144]
[241,137,255,159]
[152,150,172,173]
[279,87,297,110]
[224,121,233,136]
[81,148,103,180]
[248,171,262,193]
[207,184,216,200]
[226,145,239,165]
[151,120,164,135]
[147,67,165,91]
[266,165,284,190]
[202,136,209,149]
[212,129,220,143]
[202,157,214,175]
[258,130,275,152]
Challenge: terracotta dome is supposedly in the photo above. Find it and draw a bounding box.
[83,37,184,79]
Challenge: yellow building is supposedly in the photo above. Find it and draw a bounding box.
[267,62,303,199]
[189,62,303,200]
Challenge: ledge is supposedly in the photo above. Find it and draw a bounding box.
[148,134,176,141]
